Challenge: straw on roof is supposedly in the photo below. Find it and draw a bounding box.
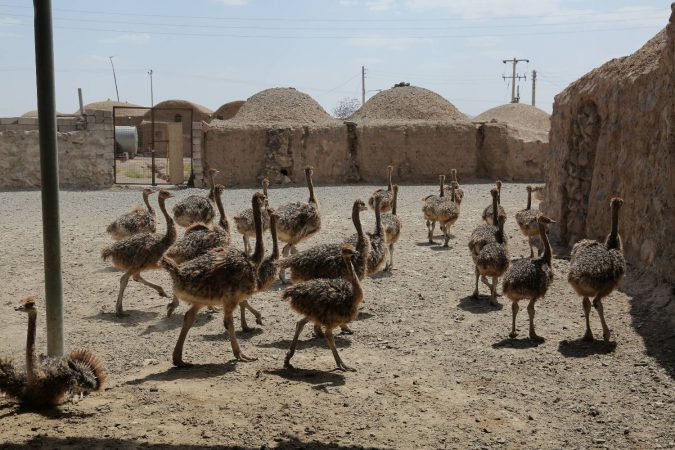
[474,103,551,132]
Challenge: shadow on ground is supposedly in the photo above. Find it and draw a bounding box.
[557,338,616,357]
[457,295,503,314]
[0,435,387,450]
[493,337,545,349]
[85,310,159,327]
[264,367,347,390]
[623,272,675,379]
[125,361,237,385]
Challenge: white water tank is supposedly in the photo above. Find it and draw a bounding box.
[114,126,138,156]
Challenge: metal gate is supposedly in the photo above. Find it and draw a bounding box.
[113,106,194,186]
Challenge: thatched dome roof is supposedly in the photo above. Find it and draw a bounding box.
[22,110,66,117]
[474,103,550,132]
[349,85,469,123]
[144,99,213,122]
[227,88,339,126]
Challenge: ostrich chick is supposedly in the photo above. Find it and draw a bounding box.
[234,178,271,256]
[282,244,363,372]
[502,216,556,341]
[0,297,106,407]
[106,188,156,240]
[368,165,395,213]
[101,189,175,316]
[381,184,402,271]
[482,180,506,225]
[172,169,218,228]
[515,185,543,257]
[568,197,626,342]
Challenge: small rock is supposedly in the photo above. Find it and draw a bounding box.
[143,358,159,366]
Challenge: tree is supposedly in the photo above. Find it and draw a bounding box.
[332,97,361,119]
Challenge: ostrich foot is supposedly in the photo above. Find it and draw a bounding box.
[472,289,480,299]
[509,330,518,338]
[529,332,545,343]
[235,353,257,362]
[332,362,356,372]
[582,330,594,342]
[173,359,194,369]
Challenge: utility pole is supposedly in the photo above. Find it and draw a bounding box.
[361,65,365,106]
[148,69,154,107]
[109,55,119,101]
[531,70,537,106]
[33,0,64,357]
[502,57,529,103]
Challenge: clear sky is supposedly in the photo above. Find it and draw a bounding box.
[0,0,669,118]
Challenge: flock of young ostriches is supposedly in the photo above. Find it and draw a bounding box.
[0,166,626,407]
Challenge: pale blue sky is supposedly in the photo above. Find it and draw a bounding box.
[0,0,669,117]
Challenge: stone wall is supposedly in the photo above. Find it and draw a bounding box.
[0,127,113,189]
[202,124,351,186]
[476,122,548,181]
[542,8,674,283]
[352,121,478,183]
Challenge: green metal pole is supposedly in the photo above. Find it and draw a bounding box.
[33,0,64,357]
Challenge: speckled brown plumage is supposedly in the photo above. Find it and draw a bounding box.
[368,165,394,213]
[172,169,217,228]
[423,175,460,245]
[0,297,105,407]
[348,196,387,275]
[279,200,370,282]
[469,188,508,305]
[276,168,321,285]
[568,197,626,342]
[166,185,231,265]
[381,185,402,271]
[515,186,543,257]
[502,216,555,341]
[162,192,266,366]
[102,189,176,316]
[282,245,363,371]
[234,178,271,255]
[106,188,156,240]
[482,180,507,225]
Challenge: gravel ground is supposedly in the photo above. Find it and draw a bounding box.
[0,182,673,450]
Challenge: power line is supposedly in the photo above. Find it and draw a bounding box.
[0,3,666,23]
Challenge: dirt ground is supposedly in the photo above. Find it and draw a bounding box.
[0,183,672,450]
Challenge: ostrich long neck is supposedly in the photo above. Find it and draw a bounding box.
[491,193,498,226]
[539,223,552,265]
[159,197,176,244]
[392,188,398,216]
[606,204,621,250]
[451,183,456,203]
[251,200,265,267]
[345,256,363,303]
[262,181,268,198]
[306,172,317,206]
[352,203,364,242]
[269,214,279,260]
[497,184,502,205]
[387,168,393,191]
[526,189,532,210]
[25,311,37,383]
[207,172,216,201]
[439,177,445,197]
[215,190,229,233]
[143,192,155,215]
[374,200,383,237]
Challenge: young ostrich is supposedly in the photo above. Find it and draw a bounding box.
[172,169,218,228]
[164,184,232,317]
[282,244,363,372]
[515,185,543,257]
[568,197,626,342]
[0,297,105,407]
[421,175,446,243]
[381,184,402,271]
[502,215,556,341]
[277,199,370,283]
[106,188,156,240]
[469,188,509,305]
[162,192,266,367]
[482,180,507,225]
[276,167,322,283]
[347,195,387,276]
[234,178,271,255]
[368,165,395,213]
[424,177,460,246]
[101,189,175,316]
[443,169,464,205]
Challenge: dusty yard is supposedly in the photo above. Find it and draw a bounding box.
[0,183,672,450]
